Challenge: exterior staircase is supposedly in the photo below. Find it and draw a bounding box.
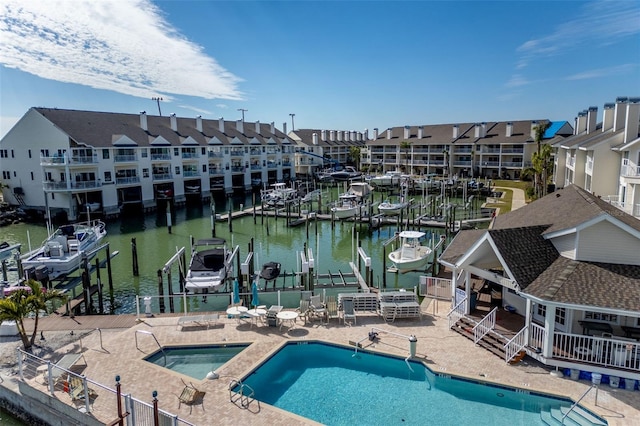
[451,316,524,362]
[540,405,607,426]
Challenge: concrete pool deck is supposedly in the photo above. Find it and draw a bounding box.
[11,301,640,425]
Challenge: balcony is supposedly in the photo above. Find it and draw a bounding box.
[249,148,261,156]
[114,154,138,163]
[152,173,173,181]
[622,159,640,177]
[115,176,140,185]
[501,161,523,168]
[250,164,262,170]
[501,148,524,154]
[208,151,224,159]
[230,149,244,157]
[453,161,472,167]
[282,161,292,167]
[181,152,199,159]
[183,170,200,177]
[209,168,223,176]
[151,153,171,161]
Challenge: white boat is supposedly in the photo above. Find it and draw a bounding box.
[378,200,408,216]
[388,231,432,272]
[331,194,361,219]
[21,220,107,279]
[261,182,298,207]
[0,241,21,262]
[367,171,407,187]
[414,177,441,191]
[185,238,231,294]
[345,182,373,199]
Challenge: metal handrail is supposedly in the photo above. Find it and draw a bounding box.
[561,385,594,424]
[135,330,166,365]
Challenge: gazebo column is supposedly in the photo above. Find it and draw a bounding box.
[450,267,458,305]
[464,270,472,314]
[542,304,556,358]
[524,299,532,343]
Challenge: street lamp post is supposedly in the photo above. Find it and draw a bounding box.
[237,108,248,122]
[289,113,295,131]
[152,97,163,116]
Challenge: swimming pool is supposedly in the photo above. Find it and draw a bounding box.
[237,342,606,426]
[144,344,249,380]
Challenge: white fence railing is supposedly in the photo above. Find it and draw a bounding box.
[473,307,497,344]
[504,326,528,363]
[419,276,451,300]
[17,349,194,426]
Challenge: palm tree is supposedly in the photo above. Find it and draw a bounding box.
[400,141,412,173]
[348,146,361,170]
[0,279,66,350]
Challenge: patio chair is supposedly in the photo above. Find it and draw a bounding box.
[325,296,339,323]
[176,379,206,414]
[68,375,98,401]
[297,299,310,324]
[309,295,327,323]
[342,299,357,326]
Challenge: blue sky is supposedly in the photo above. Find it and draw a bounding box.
[1,0,639,138]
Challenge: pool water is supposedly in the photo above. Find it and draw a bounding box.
[144,344,249,380]
[239,342,602,426]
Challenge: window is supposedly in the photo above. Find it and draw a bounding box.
[28,149,32,158]
[202,164,207,172]
[141,149,147,158]
[174,148,179,156]
[175,166,180,175]
[104,171,112,182]
[201,147,206,155]
[535,305,566,326]
[30,172,34,180]
[143,168,149,178]
[584,312,618,323]
[11,149,14,158]
[102,149,110,159]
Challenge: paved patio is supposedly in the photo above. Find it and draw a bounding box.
[18,299,640,425]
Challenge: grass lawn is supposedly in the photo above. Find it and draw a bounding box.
[485,180,533,214]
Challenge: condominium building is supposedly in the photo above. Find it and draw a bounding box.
[553,97,640,219]
[0,108,296,220]
[363,121,573,179]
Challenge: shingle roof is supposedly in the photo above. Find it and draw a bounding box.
[34,108,292,147]
[439,229,486,265]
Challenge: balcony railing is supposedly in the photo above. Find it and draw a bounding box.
[152,173,172,181]
[501,148,524,154]
[501,161,523,168]
[150,153,171,161]
[208,152,224,158]
[209,168,223,176]
[114,154,137,162]
[181,152,199,159]
[250,164,261,170]
[622,159,640,177]
[115,176,140,185]
[183,170,200,177]
[43,181,102,190]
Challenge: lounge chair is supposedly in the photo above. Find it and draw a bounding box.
[342,299,357,326]
[68,375,98,401]
[44,353,86,385]
[309,295,327,323]
[325,296,339,323]
[176,379,206,414]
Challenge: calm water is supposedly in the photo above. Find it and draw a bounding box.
[0,190,476,314]
[239,342,582,426]
[0,407,27,426]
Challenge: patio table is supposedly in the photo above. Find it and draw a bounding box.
[578,320,612,336]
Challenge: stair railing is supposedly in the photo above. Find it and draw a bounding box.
[561,385,594,424]
[446,297,467,329]
[472,307,497,344]
[504,325,528,363]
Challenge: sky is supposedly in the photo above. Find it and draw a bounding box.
[1,0,639,139]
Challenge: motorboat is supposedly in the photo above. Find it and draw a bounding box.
[388,231,432,272]
[261,182,298,207]
[378,199,408,216]
[185,238,231,294]
[260,261,281,282]
[83,202,101,212]
[0,241,21,262]
[366,170,407,187]
[345,182,373,200]
[331,194,361,219]
[330,166,362,181]
[21,220,107,280]
[414,177,441,191]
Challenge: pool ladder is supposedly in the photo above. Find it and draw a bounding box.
[229,378,260,411]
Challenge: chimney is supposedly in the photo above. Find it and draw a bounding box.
[196,115,203,132]
[404,126,410,139]
[270,122,275,133]
[418,126,423,139]
[282,122,287,134]
[312,132,318,145]
[587,106,597,133]
[330,130,335,141]
[530,120,539,138]
[358,132,363,141]
[236,119,244,134]
[573,117,578,135]
[452,124,459,138]
[218,117,224,133]
[481,122,487,138]
[624,97,640,143]
[576,111,587,134]
[372,128,378,140]
[364,129,369,140]
[255,120,260,133]
[386,128,392,139]
[506,122,513,137]
[140,111,148,131]
[614,97,628,131]
[351,131,356,141]
[474,123,481,138]
[602,103,615,131]
[170,113,177,131]
[337,131,343,142]
[321,130,327,141]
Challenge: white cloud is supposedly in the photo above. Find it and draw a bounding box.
[565,64,637,80]
[505,74,530,88]
[0,0,243,100]
[516,1,640,63]
[178,105,214,115]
